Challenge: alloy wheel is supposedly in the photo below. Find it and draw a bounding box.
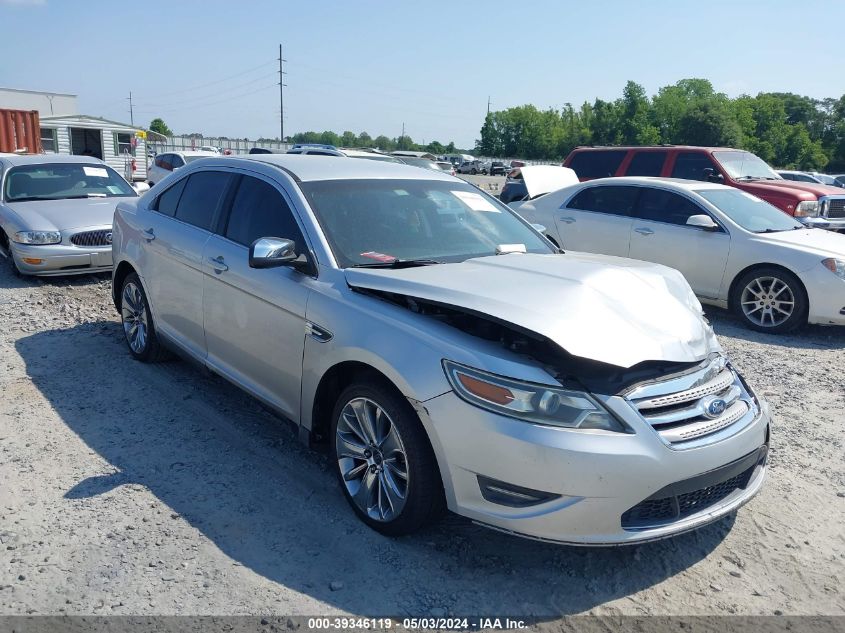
[121,281,149,353]
[335,397,409,522]
[740,276,795,328]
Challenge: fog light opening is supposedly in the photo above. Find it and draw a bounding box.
[477,475,560,508]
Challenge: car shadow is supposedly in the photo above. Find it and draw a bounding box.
[705,306,845,350]
[15,322,733,618]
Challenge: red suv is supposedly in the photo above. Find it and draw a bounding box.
[563,146,845,230]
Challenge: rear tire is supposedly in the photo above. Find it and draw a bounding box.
[119,272,169,362]
[731,267,807,334]
[331,377,445,536]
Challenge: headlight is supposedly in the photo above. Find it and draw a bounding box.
[794,201,819,217]
[443,360,627,432]
[822,258,845,280]
[12,231,62,245]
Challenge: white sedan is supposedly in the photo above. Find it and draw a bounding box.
[517,177,845,333]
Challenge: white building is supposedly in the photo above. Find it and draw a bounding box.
[0,87,147,181]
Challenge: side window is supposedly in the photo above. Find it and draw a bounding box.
[153,177,187,217]
[171,155,186,168]
[635,188,707,226]
[626,151,667,177]
[567,186,640,217]
[174,171,233,231]
[568,151,626,179]
[224,176,305,248]
[671,152,718,181]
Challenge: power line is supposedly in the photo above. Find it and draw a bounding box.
[133,83,278,115]
[131,71,279,109]
[138,60,277,100]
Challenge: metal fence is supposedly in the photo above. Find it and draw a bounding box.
[148,135,291,155]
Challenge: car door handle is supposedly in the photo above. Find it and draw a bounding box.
[208,256,228,272]
[634,227,655,236]
[142,228,155,242]
[559,216,576,224]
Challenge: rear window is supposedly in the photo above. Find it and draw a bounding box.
[671,152,718,181]
[173,171,233,231]
[567,150,626,179]
[567,185,640,216]
[626,151,667,177]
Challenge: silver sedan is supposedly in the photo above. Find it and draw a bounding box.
[111,156,769,544]
[0,154,137,276]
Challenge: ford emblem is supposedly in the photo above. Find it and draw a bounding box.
[701,396,727,419]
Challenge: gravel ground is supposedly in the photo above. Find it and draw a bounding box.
[0,261,843,620]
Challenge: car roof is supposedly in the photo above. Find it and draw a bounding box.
[0,154,108,167]
[173,150,219,156]
[570,145,745,153]
[578,176,731,191]
[205,154,459,183]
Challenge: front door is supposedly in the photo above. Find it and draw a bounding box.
[202,173,312,420]
[628,187,731,299]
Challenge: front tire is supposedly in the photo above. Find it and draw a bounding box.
[331,379,444,536]
[731,267,807,333]
[120,272,168,361]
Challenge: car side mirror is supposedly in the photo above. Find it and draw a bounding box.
[249,237,299,269]
[703,168,724,183]
[686,214,719,231]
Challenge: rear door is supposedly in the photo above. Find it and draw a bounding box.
[202,173,313,419]
[141,170,233,358]
[555,185,639,256]
[628,187,730,298]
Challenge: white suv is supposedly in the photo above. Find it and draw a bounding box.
[147,150,219,186]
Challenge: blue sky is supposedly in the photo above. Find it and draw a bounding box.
[2,0,844,147]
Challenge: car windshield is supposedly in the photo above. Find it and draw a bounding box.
[713,151,780,180]
[696,188,804,233]
[3,163,136,202]
[301,179,553,268]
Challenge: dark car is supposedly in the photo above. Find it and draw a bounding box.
[499,179,528,204]
[489,161,508,176]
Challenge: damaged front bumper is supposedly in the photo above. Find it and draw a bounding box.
[415,384,770,546]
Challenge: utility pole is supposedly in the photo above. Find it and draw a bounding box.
[487,95,491,115]
[128,91,134,126]
[278,44,287,142]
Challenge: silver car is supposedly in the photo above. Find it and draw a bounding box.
[111,156,770,544]
[0,154,137,276]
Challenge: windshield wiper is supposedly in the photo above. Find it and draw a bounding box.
[350,258,443,269]
[7,195,56,202]
[755,228,790,233]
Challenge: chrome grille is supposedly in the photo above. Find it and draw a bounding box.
[625,357,757,447]
[70,229,112,247]
[826,198,845,219]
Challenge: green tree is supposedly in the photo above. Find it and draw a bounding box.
[149,118,172,136]
[675,101,743,147]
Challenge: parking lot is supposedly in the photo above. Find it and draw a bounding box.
[0,261,842,619]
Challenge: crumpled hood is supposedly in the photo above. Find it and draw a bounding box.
[6,197,124,232]
[345,253,721,369]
